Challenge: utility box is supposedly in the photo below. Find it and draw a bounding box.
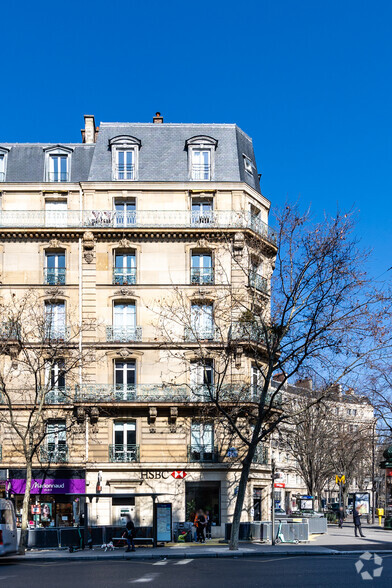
[377,508,384,516]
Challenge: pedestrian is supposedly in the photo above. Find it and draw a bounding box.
[338,506,345,529]
[195,509,206,543]
[205,510,212,540]
[353,507,365,538]
[123,514,136,552]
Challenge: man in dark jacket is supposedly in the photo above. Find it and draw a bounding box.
[124,515,136,552]
[338,506,345,529]
[353,508,365,538]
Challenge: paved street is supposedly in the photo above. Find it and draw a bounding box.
[1,555,392,587]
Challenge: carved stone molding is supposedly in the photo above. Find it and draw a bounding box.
[84,252,94,264]
[48,238,63,249]
[117,238,133,249]
[114,288,135,297]
[44,287,65,297]
[118,348,131,358]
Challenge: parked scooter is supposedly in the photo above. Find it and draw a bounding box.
[275,519,299,544]
[69,526,93,553]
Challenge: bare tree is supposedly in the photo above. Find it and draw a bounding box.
[0,290,96,551]
[152,205,391,549]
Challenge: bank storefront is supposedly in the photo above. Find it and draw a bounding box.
[6,468,86,528]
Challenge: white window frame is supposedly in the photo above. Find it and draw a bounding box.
[114,359,136,399]
[114,148,137,180]
[190,303,214,339]
[113,420,137,446]
[113,301,136,328]
[190,148,211,180]
[45,300,66,338]
[45,250,66,284]
[0,148,9,182]
[114,199,136,227]
[243,154,253,175]
[185,136,217,181]
[191,251,213,284]
[46,420,67,451]
[191,421,214,451]
[44,146,73,182]
[109,136,141,181]
[45,200,68,227]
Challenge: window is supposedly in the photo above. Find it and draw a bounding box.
[191,198,213,225]
[48,155,68,182]
[352,409,357,416]
[114,360,136,400]
[191,252,213,284]
[190,360,213,399]
[0,153,6,181]
[191,150,211,180]
[108,301,139,342]
[243,155,253,175]
[114,251,136,285]
[45,420,67,462]
[250,260,266,292]
[45,251,66,285]
[251,365,262,398]
[185,135,217,181]
[114,200,136,227]
[190,303,214,339]
[45,360,66,403]
[253,487,264,522]
[45,200,67,227]
[189,421,215,462]
[109,135,141,181]
[111,421,138,462]
[185,481,220,524]
[116,150,135,180]
[44,301,66,340]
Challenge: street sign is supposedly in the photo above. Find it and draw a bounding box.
[274,482,285,488]
[335,475,346,484]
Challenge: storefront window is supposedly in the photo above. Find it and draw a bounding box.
[186,481,220,525]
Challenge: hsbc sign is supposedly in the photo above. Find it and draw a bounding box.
[140,470,187,480]
[171,471,187,479]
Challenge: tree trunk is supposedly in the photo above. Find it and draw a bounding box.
[19,459,32,554]
[229,457,253,550]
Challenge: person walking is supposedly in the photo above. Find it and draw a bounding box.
[124,515,136,551]
[195,509,206,543]
[338,506,345,529]
[353,507,365,538]
[205,510,212,540]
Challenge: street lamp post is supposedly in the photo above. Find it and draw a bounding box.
[271,458,276,545]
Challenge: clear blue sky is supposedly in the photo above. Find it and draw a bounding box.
[1,0,391,277]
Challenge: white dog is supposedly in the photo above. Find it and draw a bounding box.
[101,541,115,551]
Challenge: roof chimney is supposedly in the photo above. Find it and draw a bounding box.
[295,378,313,391]
[81,115,98,143]
[153,112,163,124]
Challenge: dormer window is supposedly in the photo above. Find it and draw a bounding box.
[44,145,73,182]
[243,155,253,175]
[0,147,10,182]
[185,136,218,181]
[109,136,141,181]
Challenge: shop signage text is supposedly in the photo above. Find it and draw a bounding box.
[140,470,187,480]
[6,478,86,495]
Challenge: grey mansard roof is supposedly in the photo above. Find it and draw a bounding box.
[0,122,261,192]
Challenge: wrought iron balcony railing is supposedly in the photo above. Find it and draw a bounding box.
[184,326,218,341]
[115,164,135,180]
[191,163,211,180]
[44,268,66,285]
[106,325,142,343]
[113,268,137,285]
[45,387,72,404]
[253,445,269,465]
[190,267,214,285]
[0,322,21,340]
[249,271,268,294]
[109,444,139,463]
[44,325,70,341]
[47,172,69,182]
[0,210,277,244]
[40,445,68,463]
[188,445,218,462]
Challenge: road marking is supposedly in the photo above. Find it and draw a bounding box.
[153,560,168,565]
[0,576,16,580]
[174,559,193,565]
[131,573,159,583]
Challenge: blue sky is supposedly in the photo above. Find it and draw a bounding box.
[1,0,391,277]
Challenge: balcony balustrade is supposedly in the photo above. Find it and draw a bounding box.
[115,164,135,181]
[113,268,136,285]
[106,326,142,343]
[45,387,73,404]
[191,163,211,181]
[184,326,219,341]
[249,271,268,294]
[40,445,69,463]
[188,444,219,462]
[44,268,66,286]
[44,325,70,342]
[190,267,214,285]
[0,321,21,341]
[109,444,139,463]
[0,172,5,182]
[0,210,277,244]
[47,172,69,182]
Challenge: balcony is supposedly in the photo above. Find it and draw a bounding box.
[0,445,2,461]
[47,172,69,182]
[45,387,72,404]
[188,445,218,463]
[191,164,211,181]
[0,321,21,341]
[44,268,66,286]
[115,164,135,181]
[109,444,139,462]
[106,325,142,343]
[113,268,136,285]
[249,271,268,294]
[44,325,70,342]
[190,267,214,285]
[40,445,68,463]
[184,326,219,341]
[253,445,269,465]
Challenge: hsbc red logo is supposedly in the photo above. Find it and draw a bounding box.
[171,471,187,479]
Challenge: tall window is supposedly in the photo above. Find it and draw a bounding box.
[114,200,136,227]
[111,421,138,462]
[191,252,213,284]
[48,155,68,182]
[114,360,136,400]
[45,420,67,462]
[45,301,66,340]
[249,260,266,292]
[191,198,213,225]
[251,364,261,399]
[45,360,66,403]
[45,251,66,285]
[0,154,5,181]
[45,200,67,227]
[190,360,214,397]
[108,301,138,342]
[189,421,215,462]
[191,150,211,180]
[116,150,135,180]
[114,251,136,285]
[190,303,214,339]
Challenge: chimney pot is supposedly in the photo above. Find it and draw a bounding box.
[153,112,163,124]
[82,115,98,143]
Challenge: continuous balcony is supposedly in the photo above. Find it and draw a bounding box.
[184,326,219,341]
[40,445,68,463]
[44,268,66,286]
[188,445,219,463]
[113,268,136,285]
[45,387,72,404]
[109,444,139,462]
[0,210,277,244]
[190,267,214,285]
[106,326,142,343]
[249,271,268,294]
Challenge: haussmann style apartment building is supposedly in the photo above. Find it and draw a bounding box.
[0,113,280,533]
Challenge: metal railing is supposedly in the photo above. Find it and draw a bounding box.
[0,322,21,340]
[109,444,139,462]
[188,445,218,462]
[45,387,73,404]
[113,268,136,285]
[191,164,211,180]
[115,164,135,180]
[0,445,2,461]
[44,325,70,341]
[44,268,66,285]
[249,271,268,294]
[106,325,142,343]
[253,445,269,465]
[0,172,5,182]
[47,172,69,182]
[190,267,214,285]
[184,326,218,341]
[40,445,69,463]
[0,210,277,243]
